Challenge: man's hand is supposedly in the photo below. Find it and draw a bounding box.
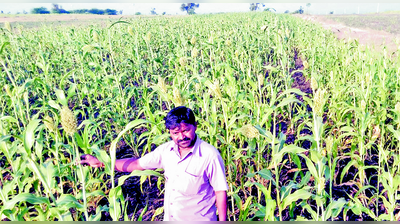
[79,154,105,168]
[215,190,227,221]
[79,155,144,172]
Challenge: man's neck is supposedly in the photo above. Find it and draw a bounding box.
[178,148,191,159]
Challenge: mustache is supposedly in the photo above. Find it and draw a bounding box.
[178,137,191,143]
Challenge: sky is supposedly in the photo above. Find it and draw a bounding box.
[1,3,400,15]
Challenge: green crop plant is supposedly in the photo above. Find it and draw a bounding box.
[1,11,400,221]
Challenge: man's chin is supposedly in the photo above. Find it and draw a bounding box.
[178,140,193,148]
[179,142,190,147]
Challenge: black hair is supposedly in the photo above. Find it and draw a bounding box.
[164,106,196,130]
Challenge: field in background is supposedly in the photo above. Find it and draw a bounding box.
[298,13,400,53]
[323,12,400,35]
[0,14,173,29]
[1,11,400,221]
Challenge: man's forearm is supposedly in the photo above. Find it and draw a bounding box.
[215,190,227,221]
[115,158,144,172]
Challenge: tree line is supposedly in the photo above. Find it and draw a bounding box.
[15,3,313,16]
[249,3,312,14]
[30,4,121,15]
[30,3,198,16]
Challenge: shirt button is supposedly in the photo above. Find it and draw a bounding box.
[170,203,173,205]
[172,189,175,191]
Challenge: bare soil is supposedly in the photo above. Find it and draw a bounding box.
[296,14,400,54]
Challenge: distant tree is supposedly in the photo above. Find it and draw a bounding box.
[293,6,304,14]
[59,9,69,14]
[263,8,276,12]
[150,8,157,15]
[105,9,117,15]
[162,12,166,15]
[88,8,104,15]
[180,3,199,15]
[284,10,290,13]
[306,3,311,14]
[51,3,59,12]
[135,12,141,15]
[16,12,20,14]
[69,9,88,14]
[119,10,123,15]
[31,7,50,14]
[23,10,27,14]
[329,11,334,14]
[249,3,265,11]
[51,4,69,14]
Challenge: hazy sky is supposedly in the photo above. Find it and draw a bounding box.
[1,3,399,15]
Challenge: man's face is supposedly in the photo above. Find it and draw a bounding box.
[169,122,197,150]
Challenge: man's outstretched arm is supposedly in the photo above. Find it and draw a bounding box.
[80,154,144,172]
[215,190,227,221]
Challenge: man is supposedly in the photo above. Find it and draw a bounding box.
[80,106,228,221]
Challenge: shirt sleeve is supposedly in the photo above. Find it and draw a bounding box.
[138,146,164,170]
[206,151,229,192]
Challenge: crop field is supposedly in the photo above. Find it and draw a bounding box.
[1,14,165,30]
[1,12,400,221]
[324,12,400,35]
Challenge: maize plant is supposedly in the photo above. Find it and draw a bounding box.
[0,11,400,221]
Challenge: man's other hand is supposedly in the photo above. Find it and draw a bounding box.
[79,154,105,168]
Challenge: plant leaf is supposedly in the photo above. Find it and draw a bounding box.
[24,119,41,156]
[2,193,50,210]
[55,88,67,107]
[281,188,312,210]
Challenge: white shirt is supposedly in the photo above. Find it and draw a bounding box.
[138,136,228,221]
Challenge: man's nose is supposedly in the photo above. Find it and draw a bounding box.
[177,132,184,140]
